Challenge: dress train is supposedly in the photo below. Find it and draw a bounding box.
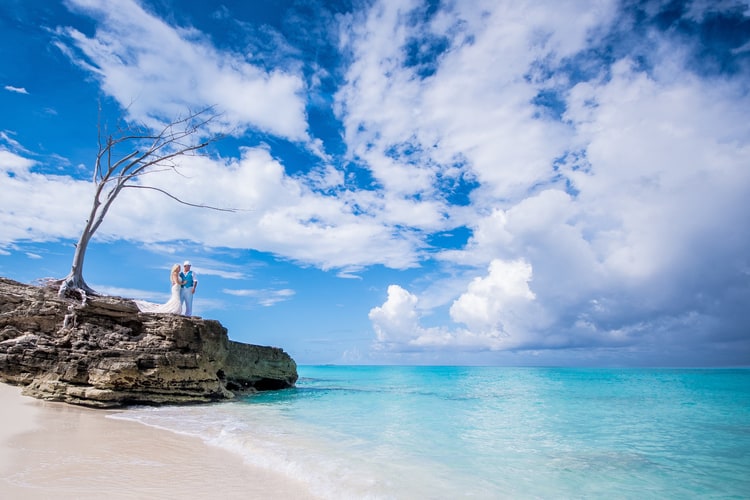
[135,283,182,314]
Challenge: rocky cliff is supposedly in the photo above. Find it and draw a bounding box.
[0,277,297,408]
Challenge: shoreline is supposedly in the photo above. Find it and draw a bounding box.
[0,383,316,499]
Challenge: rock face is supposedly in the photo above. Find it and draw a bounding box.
[0,277,298,408]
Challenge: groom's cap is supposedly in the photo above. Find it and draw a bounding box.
[183,260,191,266]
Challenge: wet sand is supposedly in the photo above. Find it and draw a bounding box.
[0,383,316,499]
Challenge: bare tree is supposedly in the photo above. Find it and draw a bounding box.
[58,107,230,298]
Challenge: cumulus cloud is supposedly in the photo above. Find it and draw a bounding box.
[361,0,750,361]
[368,285,422,344]
[449,259,539,336]
[370,260,549,352]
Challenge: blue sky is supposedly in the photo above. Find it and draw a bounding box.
[1,0,749,366]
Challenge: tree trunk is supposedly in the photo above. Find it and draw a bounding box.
[58,224,97,297]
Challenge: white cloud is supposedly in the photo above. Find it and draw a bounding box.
[94,284,164,301]
[370,260,550,352]
[195,267,246,281]
[368,284,422,344]
[4,85,28,94]
[223,287,295,307]
[58,0,308,141]
[141,147,422,270]
[562,59,750,285]
[0,150,90,246]
[336,0,618,205]
[449,259,538,336]
[0,137,423,270]
[361,1,750,358]
[0,132,28,153]
[0,149,36,171]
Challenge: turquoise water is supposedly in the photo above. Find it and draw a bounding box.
[111,367,750,498]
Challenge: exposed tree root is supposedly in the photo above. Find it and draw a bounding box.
[57,275,97,302]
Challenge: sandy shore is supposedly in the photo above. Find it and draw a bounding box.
[0,383,316,499]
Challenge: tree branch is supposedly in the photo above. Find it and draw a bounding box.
[124,184,236,212]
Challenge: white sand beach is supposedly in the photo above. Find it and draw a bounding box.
[0,383,316,499]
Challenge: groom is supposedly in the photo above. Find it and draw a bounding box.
[179,260,198,316]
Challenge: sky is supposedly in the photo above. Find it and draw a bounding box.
[1,0,749,367]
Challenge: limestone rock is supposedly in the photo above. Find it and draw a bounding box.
[0,277,298,408]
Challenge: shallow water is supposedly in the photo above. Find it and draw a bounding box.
[110,366,750,499]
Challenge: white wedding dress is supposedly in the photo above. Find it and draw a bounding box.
[135,283,182,314]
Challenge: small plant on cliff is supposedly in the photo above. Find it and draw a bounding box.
[58,106,231,299]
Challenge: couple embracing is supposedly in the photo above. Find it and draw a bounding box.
[135,261,198,316]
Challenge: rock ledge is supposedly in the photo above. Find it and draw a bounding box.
[0,277,297,408]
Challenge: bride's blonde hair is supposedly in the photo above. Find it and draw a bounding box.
[171,264,180,275]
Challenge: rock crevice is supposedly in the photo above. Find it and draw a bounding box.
[0,278,297,408]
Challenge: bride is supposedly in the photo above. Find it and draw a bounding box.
[134,264,184,314]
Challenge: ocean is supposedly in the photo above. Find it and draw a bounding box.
[109,366,750,499]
